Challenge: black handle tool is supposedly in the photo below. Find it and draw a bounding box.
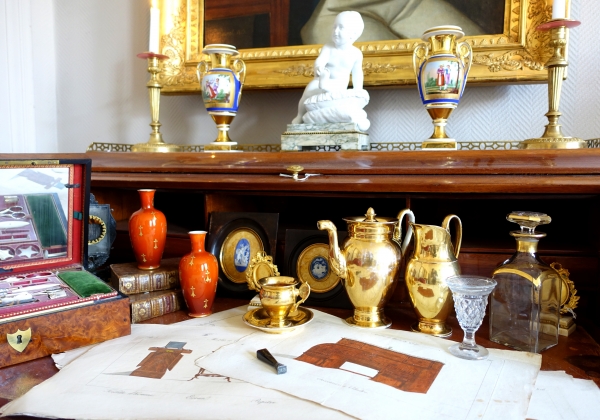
[257,348,287,375]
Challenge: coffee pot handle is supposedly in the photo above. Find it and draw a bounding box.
[442,215,462,258]
[291,282,311,315]
[394,209,415,255]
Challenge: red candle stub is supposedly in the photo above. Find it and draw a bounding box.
[536,19,581,31]
[137,52,168,60]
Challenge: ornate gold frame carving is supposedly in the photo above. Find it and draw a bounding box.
[550,262,579,315]
[156,0,567,93]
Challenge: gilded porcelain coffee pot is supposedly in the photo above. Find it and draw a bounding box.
[405,215,462,337]
[317,207,415,328]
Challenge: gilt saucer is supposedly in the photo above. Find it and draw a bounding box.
[243,307,314,334]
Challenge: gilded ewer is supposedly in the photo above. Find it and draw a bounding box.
[318,208,415,328]
[405,215,462,337]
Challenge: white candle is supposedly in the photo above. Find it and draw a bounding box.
[149,1,160,52]
[552,0,566,19]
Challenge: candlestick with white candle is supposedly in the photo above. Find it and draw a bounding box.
[552,0,566,20]
[149,0,160,53]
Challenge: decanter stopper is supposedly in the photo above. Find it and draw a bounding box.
[506,211,551,234]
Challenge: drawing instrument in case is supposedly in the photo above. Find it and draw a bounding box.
[0,157,130,367]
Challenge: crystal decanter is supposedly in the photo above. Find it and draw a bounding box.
[489,211,561,353]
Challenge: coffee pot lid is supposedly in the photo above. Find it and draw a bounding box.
[343,208,398,224]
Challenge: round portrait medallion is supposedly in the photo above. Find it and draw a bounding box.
[220,228,264,284]
[296,243,340,293]
[234,238,251,272]
[309,256,329,280]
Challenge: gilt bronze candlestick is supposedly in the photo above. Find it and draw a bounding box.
[131,52,180,153]
[519,19,585,149]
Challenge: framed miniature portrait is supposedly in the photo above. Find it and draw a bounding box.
[283,229,351,309]
[206,212,278,297]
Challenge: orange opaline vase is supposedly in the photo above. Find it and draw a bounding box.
[128,189,167,270]
[179,231,219,317]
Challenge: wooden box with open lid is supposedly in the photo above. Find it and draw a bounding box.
[0,158,130,367]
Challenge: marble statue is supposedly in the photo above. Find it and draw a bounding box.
[291,11,370,132]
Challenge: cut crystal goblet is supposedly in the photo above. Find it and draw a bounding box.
[446,275,497,360]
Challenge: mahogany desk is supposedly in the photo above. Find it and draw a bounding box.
[1,298,599,419]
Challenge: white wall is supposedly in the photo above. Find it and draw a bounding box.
[3,0,600,152]
[0,0,57,153]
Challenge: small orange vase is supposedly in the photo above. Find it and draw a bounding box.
[179,231,219,317]
[128,189,167,270]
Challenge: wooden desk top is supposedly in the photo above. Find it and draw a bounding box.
[1,298,599,418]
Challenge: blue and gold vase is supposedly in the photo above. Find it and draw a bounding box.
[413,26,472,151]
[197,44,246,151]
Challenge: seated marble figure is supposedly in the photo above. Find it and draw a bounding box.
[291,11,370,132]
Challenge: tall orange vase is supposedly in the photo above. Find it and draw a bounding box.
[128,189,167,270]
[179,231,219,317]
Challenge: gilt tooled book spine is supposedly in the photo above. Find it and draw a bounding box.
[129,290,184,323]
[110,258,180,294]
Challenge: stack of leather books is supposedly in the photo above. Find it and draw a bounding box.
[109,258,183,323]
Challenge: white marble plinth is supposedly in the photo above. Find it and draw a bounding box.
[281,123,369,151]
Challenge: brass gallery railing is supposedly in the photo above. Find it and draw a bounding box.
[87,140,600,153]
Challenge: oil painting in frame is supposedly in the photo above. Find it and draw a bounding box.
[157,0,569,93]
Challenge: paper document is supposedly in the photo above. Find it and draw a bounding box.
[525,370,600,419]
[8,306,599,420]
[199,309,542,420]
[1,307,351,420]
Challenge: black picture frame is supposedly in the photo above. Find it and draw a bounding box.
[207,212,278,298]
[283,229,351,309]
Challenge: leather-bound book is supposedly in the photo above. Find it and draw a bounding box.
[110,258,180,294]
[129,290,184,323]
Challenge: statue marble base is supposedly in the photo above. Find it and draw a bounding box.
[281,123,369,151]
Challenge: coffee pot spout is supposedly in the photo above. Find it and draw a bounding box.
[317,220,347,279]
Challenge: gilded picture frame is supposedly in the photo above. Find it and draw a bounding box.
[158,0,568,93]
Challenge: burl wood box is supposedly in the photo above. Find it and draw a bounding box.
[0,158,130,368]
